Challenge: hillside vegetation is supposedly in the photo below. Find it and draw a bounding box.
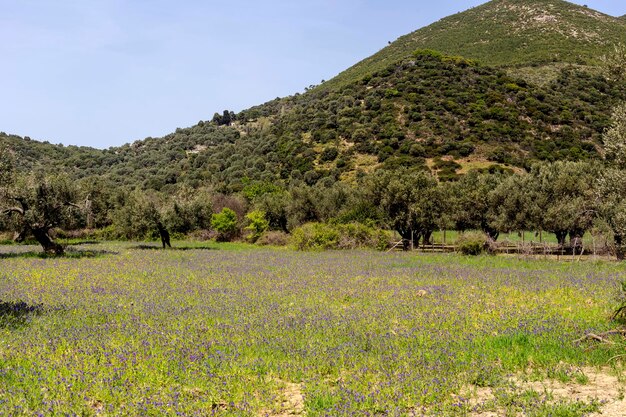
[325,0,626,91]
[2,50,624,191]
[2,0,625,191]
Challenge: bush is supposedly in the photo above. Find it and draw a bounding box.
[335,223,390,251]
[244,210,269,243]
[188,229,215,241]
[455,232,489,255]
[256,231,290,247]
[211,208,239,242]
[291,222,390,251]
[292,223,339,250]
[94,225,120,241]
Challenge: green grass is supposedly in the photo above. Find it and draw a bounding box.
[0,242,624,415]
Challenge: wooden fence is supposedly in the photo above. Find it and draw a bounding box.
[388,238,611,258]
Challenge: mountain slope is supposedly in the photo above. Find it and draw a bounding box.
[3,50,624,190]
[324,0,626,91]
[2,0,626,191]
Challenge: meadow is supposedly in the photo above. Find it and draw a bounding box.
[0,242,625,416]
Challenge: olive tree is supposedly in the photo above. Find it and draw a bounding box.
[366,169,445,248]
[528,161,597,250]
[450,171,504,240]
[0,148,81,254]
[597,103,626,259]
[112,190,171,246]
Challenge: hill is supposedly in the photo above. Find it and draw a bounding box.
[3,50,624,191]
[324,0,626,91]
[1,0,625,192]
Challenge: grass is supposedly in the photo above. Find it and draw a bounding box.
[0,242,625,415]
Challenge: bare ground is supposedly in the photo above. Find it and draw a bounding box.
[466,366,626,417]
[261,380,305,417]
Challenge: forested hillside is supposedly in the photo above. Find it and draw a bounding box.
[2,50,624,191]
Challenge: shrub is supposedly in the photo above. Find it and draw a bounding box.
[455,232,489,255]
[320,147,339,162]
[244,210,269,243]
[291,222,390,251]
[211,208,239,242]
[292,223,340,250]
[188,229,214,241]
[256,231,290,247]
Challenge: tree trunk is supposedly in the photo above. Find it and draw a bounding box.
[482,225,499,242]
[32,227,64,255]
[157,222,171,249]
[13,228,27,243]
[615,234,625,261]
[555,230,568,248]
[569,230,584,256]
[397,228,412,251]
[422,230,433,247]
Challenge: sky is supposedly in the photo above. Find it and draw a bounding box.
[1,0,624,149]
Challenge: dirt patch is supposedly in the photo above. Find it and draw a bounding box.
[465,367,625,417]
[261,380,305,417]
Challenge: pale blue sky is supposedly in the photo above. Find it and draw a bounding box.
[1,0,624,149]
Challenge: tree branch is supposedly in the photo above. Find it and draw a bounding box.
[1,207,24,216]
[12,196,29,212]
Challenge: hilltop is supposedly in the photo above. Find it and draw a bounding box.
[324,0,626,90]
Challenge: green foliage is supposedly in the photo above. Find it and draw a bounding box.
[162,187,213,234]
[597,102,626,258]
[601,43,626,83]
[455,231,489,255]
[291,223,340,250]
[111,191,163,240]
[365,168,447,243]
[244,210,269,243]
[242,181,283,201]
[255,230,290,246]
[603,103,626,169]
[3,45,623,192]
[291,222,389,251]
[211,207,239,242]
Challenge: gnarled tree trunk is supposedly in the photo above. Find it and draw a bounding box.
[156,222,171,249]
[32,227,64,255]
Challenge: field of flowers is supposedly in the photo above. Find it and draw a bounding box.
[0,242,625,416]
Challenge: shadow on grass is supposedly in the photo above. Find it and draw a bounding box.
[66,240,101,246]
[0,249,118,259]
[0,301,44,329]
[130,244,216,251]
